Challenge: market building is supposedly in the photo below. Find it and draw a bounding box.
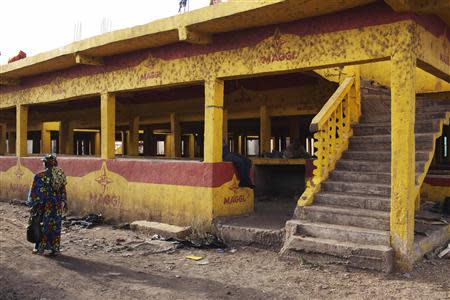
[1,0,449,271]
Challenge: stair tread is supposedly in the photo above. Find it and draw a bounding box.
[289,235,392,252]
[316,191,390,200]
[354,120,435,127]
[288,220,390,236]
[305,204,390,218]
[324,180,390,188]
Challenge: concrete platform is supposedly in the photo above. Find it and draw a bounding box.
[130,220,191,239]
[214,196,297,249]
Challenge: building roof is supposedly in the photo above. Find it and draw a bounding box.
[0,0,448,80]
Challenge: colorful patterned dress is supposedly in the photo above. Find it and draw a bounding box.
[27,168,67,252]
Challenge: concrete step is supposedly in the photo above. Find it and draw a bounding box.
[360,112,446,123]
[217,224,284,249]
[342,150,429,162]
[321,180,390,196]
[335,159,426,173]
[349,134,434,151]
[298,205,390,230]
[328,170,391,185]
[335,159,390,173]
[314,192,390,211]
[286,220,390,246]
[353,120,440,136]
[280,235,393,272]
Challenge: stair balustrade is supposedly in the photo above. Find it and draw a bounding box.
[298,76,360,206]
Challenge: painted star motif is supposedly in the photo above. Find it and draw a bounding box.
[228,176,239,194]
[15,161,24,179]
[95,164,113,193]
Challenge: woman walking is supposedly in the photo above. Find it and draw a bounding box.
[27,154,67,256]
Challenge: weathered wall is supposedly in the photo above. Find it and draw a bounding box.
[0,157,253,228]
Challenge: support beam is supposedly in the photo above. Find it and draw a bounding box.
[204,78,224,163]
[178,27,212,45]
[0,77,20,86]
[0,123,6,155]
[165,134,173,157]
[16,105,28,157]
[260,105,271,154]
[75,53,103,66]
[127,116,140,156]
[7,132,16,154]
[170,113,181,157]
[94,132,101,155]
[223,109,228,139]
[59,121,74,155]
[41,122,52,154]
[143,127,155,156]
[101,93,116,159]
[390,49,416,271]
[188,134,195,158]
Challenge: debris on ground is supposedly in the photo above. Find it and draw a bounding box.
[112,223,131,230]
[438,243,450,259]
[186,255,203,261]
[8,199,27,206]
[63,213,104,229]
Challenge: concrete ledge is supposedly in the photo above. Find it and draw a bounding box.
[130,220,191,239]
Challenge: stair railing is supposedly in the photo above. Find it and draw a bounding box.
[298,76,361,206]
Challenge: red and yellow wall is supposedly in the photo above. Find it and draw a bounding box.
[0,157,253,228]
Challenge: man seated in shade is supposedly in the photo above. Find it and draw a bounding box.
[222,139,254,189]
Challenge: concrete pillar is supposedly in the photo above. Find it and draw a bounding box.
[260,105,271,155]
[0,123,6,155]
[390,49,416,271]
[94,132,101,155]
[188,134,195,158]
[165,134,173,157]
[8,132,16,154]
[143,127,155,156]
[204,78,224,163]
[223,109,228,140]
[59,121,74,155]
[170,113,181,157]
[101,93,116,159]
[289,117,300,140]
[127,116,140,156]
[41,123,51,154]
[16,105,28,157]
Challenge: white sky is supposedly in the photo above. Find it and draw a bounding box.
[0,0,211,64]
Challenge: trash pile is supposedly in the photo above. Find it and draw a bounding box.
[63,213,104,229]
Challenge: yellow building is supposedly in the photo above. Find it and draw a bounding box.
[1,0,449,271]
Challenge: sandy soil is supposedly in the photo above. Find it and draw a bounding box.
[1,201,449,300]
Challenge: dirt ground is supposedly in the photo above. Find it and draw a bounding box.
[1,201,449,300]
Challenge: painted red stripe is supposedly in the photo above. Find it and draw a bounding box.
[106,159,235,187]
[0,156,235,187]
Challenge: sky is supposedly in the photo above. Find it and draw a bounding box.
[0,0,212,64]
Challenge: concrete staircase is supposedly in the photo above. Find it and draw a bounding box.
[280,82,450,272]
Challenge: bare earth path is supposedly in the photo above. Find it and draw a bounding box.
[1,201,449,300]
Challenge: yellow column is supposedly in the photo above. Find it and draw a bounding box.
[8,132,16,154]
[165,134,173,157]
[41,122,51,154]
[94,132,101,155]
[238,135,243,155]
[188,134,195,158]
[260,105,271,154]
[127,116,140,156]
[223,109,228,140]
[59,121,74,155]
[170,113,181,157]
[0,123,6,155]
[390,49,416,271]
[16,105,28,157]
[101,93,116,159]
[204,78,224,163]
